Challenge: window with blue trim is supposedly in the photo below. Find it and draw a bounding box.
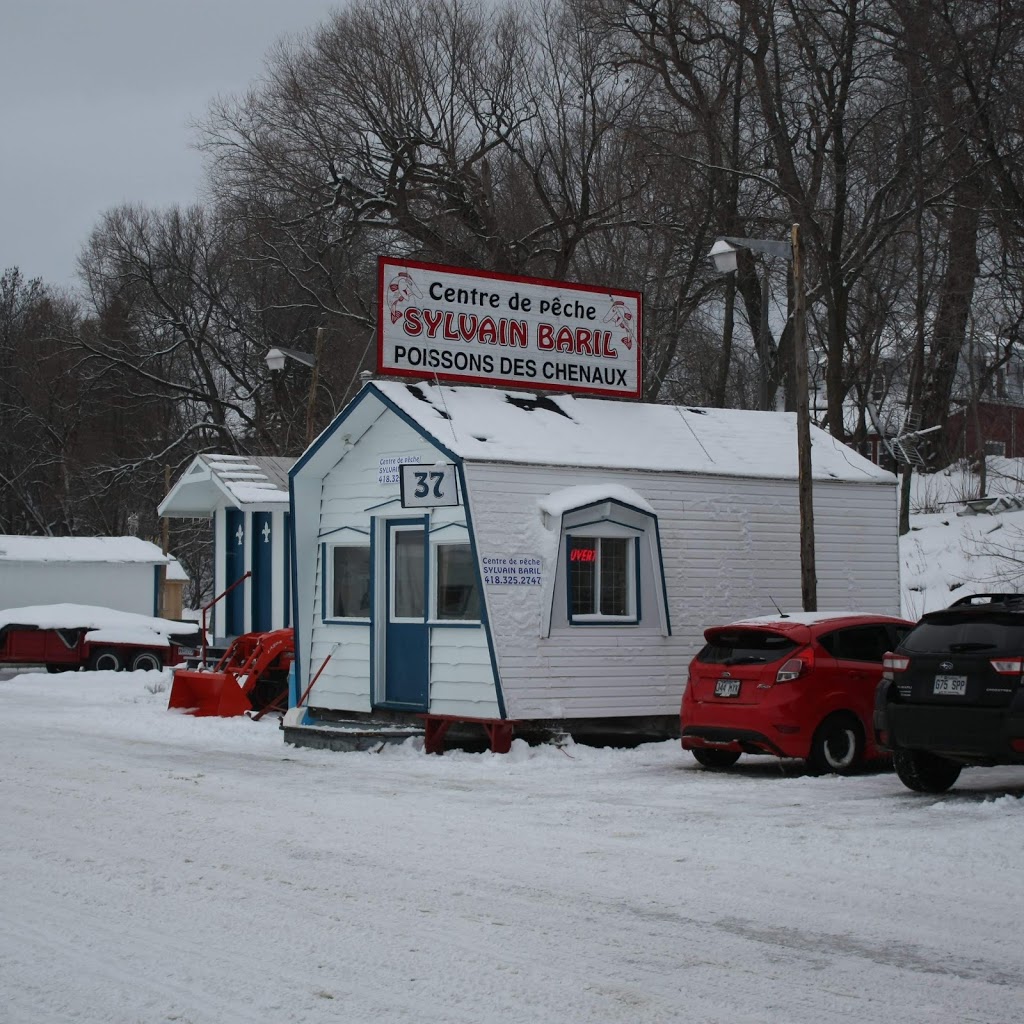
[548,495,668,635]
[567,534,636,622]
[331,545,371,618]
[433,542,480,621]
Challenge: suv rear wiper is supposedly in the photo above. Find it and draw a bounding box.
[947,642,996,652]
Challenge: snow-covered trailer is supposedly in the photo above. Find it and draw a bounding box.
[283,381,900,748]
[0,536,171,616]
[158,454,293,644]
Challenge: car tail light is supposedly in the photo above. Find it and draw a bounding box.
[883,652,909,672]
[1011,739,1024,753]
[990,657,1024,675]
[776,649,812,683]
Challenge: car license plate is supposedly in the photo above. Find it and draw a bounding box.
[933,674,967,696]
[714,678,741,697]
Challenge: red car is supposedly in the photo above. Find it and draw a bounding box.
[681,613,912,773]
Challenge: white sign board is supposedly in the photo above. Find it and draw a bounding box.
[399,463,459,508]
[481,556,544,587]
[378,257,642,399]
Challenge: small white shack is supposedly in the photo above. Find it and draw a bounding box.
[159,454,293,642]
[284,381,899,746]
[0,536,171,616]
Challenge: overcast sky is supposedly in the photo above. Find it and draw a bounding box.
[2,1,339,290]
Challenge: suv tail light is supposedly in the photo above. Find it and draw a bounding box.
[883,652,909,672]
[990,657,1024,675]
[776,648,813,683]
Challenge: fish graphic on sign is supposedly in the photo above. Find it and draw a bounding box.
[387,270,423,324]
[604,298,635,351]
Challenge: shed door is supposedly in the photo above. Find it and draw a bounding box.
[225,509,245,637]
[381,519,429,709]
[251,512,273,632]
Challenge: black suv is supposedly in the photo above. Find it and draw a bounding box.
[875,595,1024,793]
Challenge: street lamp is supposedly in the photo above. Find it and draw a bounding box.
[708,225,817,612]
[264,327,326,446]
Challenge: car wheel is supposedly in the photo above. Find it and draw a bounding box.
[87,648,125,672]
[892,750,962,794]
[807,714,864,774]
[129,650,164,672]
[691,748,741,769]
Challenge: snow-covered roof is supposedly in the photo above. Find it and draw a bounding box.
[367,382,894,484]
[166,557,189,582]
[159,454,293,518]
[0,536,169,565]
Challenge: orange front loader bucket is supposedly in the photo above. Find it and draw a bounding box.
[167,629,294,718]
[167,668,255,717]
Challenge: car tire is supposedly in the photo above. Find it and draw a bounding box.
[892,750,962,794]
[129,650,164,672]
[87,648,125,672]
[807,714,864,774]
[691,748,741,769]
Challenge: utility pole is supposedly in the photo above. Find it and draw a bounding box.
[792,223,817,611]
[305,327,326,447]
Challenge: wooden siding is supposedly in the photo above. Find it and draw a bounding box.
[464,462,898,720]
[429,628,500,717]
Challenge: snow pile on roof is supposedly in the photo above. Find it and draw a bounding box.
[0,604,200,641]
[0,536,168,564]
[372,382,893,483]
[538,483,655,517]
[731,612,908,627]
[204,454,290,504]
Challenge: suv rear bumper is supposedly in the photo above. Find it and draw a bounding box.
[880,703,1024,763]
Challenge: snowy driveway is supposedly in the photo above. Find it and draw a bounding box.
[1,669,1022,1024]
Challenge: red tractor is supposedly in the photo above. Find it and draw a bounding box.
[167,628,294,717]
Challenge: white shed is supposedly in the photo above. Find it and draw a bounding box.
[158,454,294,642]
[0,536,170,616]
[284,381,900,745]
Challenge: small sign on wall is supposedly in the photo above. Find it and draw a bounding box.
[482,556,544,586]
[400,463,459,507]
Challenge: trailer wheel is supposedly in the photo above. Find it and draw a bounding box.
[129,650,164,672]
[88,648,125,672]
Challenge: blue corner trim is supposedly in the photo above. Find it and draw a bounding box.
[652,515,672,636]
[368,516,376,705]
[288,476,301,707]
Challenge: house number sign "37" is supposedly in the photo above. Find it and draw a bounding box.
[399,462,460,508]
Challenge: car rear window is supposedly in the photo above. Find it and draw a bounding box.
[901,615,1024,655]
[698,630,799,665]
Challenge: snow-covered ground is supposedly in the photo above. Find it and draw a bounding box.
[1,667,1021,1024]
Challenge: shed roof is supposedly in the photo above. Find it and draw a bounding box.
[364,382,894,484]
[159,454,294,518]
[0,536,169,564]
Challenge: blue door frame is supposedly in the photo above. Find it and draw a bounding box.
[225,508,245,637]
[251,511,273,633]
[380,517,429,710]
